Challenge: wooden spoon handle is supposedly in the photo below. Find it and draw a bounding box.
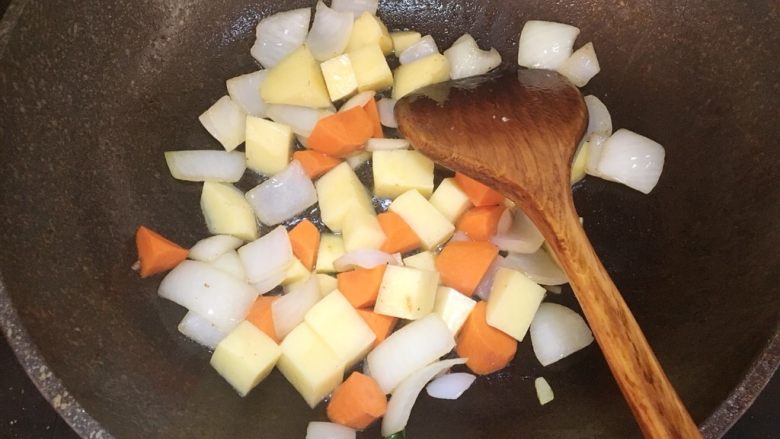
[539,197,702,439]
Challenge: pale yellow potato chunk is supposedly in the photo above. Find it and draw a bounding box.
[389,190,454,250]
[342,209,386,252]
[346,12,393,54]
[372,150,434,198]
[245,116,292,176]
[316,162,375,232]
[200,182,257,241]
[402,251,436,272]
[261,46,332,108]
[390,31,422,53]
[320,54,359,102]
[315,234,346,274]
[428,177,473,223]
[392,53,451,100]
[350,44,394,92]
[277,323,345,408]
[433,286,476,335]
[374,265,439,320]
[486,267,546,341]
[316,273,338,296]
[304,290,376,367]
[282,257,311,286]
[210,321,281,397]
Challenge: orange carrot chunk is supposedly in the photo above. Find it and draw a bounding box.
[337,265,387,308]
[245,296,280,343]
[363,98,384,139]
[454,172,505,207]
[456,301,517,375]
[377,211,421,254]
[288,219,320,271]
[135,226,188,278]
[456,205,505,241]
[357,309,397,348]
[293,150,342,179]
[327,372,387,430]
[308,106,375,157]
[435,240,498,296]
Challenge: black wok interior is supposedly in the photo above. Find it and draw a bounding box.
[0,0,778,438]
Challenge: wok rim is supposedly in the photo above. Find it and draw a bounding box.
[0,1,777,438]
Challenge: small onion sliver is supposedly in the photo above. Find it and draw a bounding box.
[584,133,608,177]
[382,358,467,436]
[331,0,378,17]
[496,208,513,235]
[475,255,505,300]
[377,98,397,128]
[490,209,544,254]
[267,105,332,137]
[503,248,568,285]
[584,95,612,138]
[557,42,600,87]
[366,138,410,151]
[305,422,356,439]
[399,35,439,65]
[188,235,243,262]
[340,91,376,112]
[306,2,354,61]
[272,276,321,339]
[177,311,226,349]
[334,250,397,272]
[426,372,476,400]
[164,150,246,183]
[245,161,318,226]
[530,302,594,366]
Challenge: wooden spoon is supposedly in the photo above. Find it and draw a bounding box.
[395,69,701,439]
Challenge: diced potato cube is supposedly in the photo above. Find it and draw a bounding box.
[389,190,454,250]
[316,162,375,232]
[372,150,434,198]
[199,96,247,151]
[429,177,473,223]
[571,139,589,184]
[346,12,393,54]
[261,46,332,109]
[433,286,477,335]
[245,117,293,176]
[201,182,258,241]
[316,273,338,296]
[316,234,346,273]
[486,267,546,341]
[277,323,345,408]
[345,150,372,169]
[342,209,386,252]
[350,44,394,92]
[283,257,311,286]
[210,321,281,397]
[374,265,439,320]
[402,251,436,272]
[305,290,376,367]
[392,54,451,100]
[320,54,359,102]
[391,31,422,54]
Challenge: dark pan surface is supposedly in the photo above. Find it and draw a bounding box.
[0,0,778,438]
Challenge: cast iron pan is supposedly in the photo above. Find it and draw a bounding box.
[0,0,778,438]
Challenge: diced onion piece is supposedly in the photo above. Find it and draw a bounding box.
[595,129,666,194]
[366,138,410,151]
[266,105,333,138]
[307,2,354,61]
[444,34,502,80]
[251,8,311,68]
[381,358,467,436]
[475,255,505,300]
[503,248,567,285]
[449,231,470,242]
[272,276,321,339]
[251,269,287,295]
[584,133,608,176]
[490,209,544,254]
[399,35,439,65]
[530,303,594,366]
[331,0,378,16]
[367,314,456,394]
[177,311,226,349]
[226,70,269,117]
[333,250,397,271]
[245,161,318,225]
[534,377,554,405]
[158,260,257,333]
[426,372,476,400]
[164,150,246,183]
[544,284,562,294]
[346,151,371,169]
[340,91,376,112]
[517,20,580,70]
[306,422,356,439]
[188,235,243,262]
[377,98,397,128]
[557,42,600,87]
[496,208,513,234]
[584,95,612,138]
[238,226,293,284]
[199,96,246,151]
[210,250,246,280]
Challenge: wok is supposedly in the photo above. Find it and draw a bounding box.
[0,0,777,438]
